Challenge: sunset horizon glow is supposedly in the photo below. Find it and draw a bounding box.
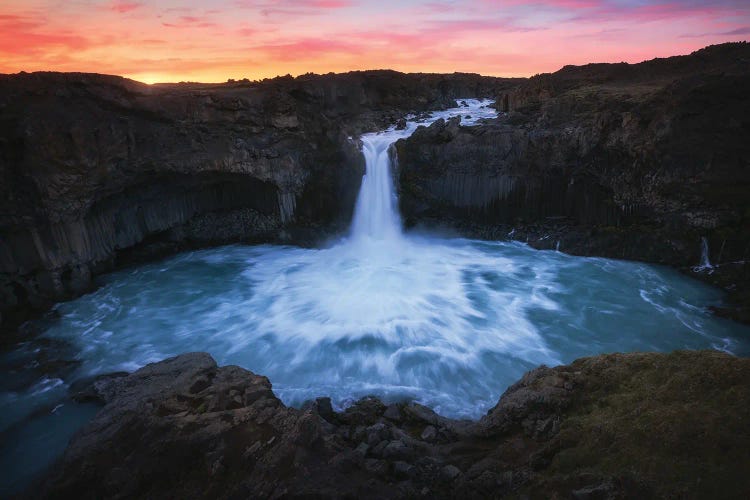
[1,0,748,84]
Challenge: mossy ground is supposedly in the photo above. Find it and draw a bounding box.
[539,351,750,498]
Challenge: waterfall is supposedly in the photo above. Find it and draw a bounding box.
[277,191,296,223]
[349,98,498,242]
[693,236,714,273]
[350,134,403,241]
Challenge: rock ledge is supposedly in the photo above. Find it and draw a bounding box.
[36,350,750,499]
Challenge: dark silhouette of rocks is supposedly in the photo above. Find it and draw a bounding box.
[3,44,749,326]
[0,70,517,329]
[35,350,750,499]
[396,42,750,321]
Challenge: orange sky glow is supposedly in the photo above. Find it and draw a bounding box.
[1,0,748,83]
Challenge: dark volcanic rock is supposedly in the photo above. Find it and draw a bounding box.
[396,42,750,320]
[35,350,750,499]
[0,70,517,328]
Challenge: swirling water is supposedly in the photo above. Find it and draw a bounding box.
[30,239,750,417]
[1,99,750,493]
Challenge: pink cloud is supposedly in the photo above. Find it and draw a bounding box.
[254,38,362,61]
[162,16,217,28]
[482,0,602,8]
[481,0,748,22]
[162,7,192,14]
[299,0,352,7]
[427,18,546,33]
[0,13,93,56]
[561,1,748,23]
[110,1,143,13]
[236,0,351,9]
[1,0,748,82]
[421,2,456,13]
[680,25,750,38]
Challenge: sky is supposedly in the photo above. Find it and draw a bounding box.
[0,0,748,83]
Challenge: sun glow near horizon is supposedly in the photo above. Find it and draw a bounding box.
[1,0,749,83]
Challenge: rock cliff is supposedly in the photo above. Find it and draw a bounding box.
[2,44,748,324]
[35,350,750,499]
[0,70,515,328]
[395,42,750,320]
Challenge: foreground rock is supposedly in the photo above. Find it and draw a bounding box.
[36,350,750,498]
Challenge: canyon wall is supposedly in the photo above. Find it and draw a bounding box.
[2,43,748,326]
[0,70,516,327]
[396,42,750,320]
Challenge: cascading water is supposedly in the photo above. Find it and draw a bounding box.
[350,99,497,241]
[693,236,714,273]
[2,99,750,495]
[350,134,403,241]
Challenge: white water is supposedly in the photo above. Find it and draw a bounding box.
[3,98,750,494]
[350,132,402,240]
[10,237,748,426]
[351,99,495,241]
[693,236,714,273]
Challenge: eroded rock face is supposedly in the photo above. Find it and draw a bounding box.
[36,350,750,499]
[396,42,750,320]
[0,70,516,327]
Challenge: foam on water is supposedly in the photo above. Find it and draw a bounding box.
[12,237,750,422]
